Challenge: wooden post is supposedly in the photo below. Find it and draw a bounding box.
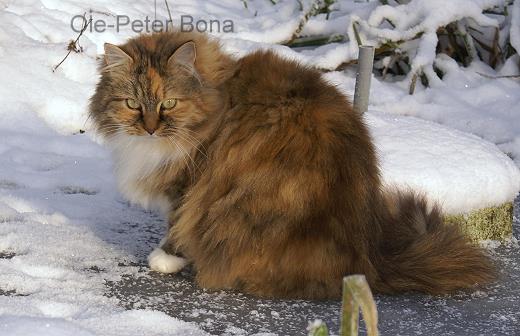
[353,46,375,114]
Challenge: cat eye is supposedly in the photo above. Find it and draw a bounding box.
[126,98,140,109]
[161,98,177,109]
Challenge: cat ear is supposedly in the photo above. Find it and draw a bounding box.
[168,41,196,69]
[103,43,133,71]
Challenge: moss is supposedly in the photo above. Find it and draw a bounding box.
[444,202,513,242]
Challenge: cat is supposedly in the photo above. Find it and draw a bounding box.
[89,31,495,299]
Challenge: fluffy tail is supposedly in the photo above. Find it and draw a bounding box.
[372,191,496,294]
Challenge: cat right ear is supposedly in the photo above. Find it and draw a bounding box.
[103,43,133,71]
[168,41,196,69]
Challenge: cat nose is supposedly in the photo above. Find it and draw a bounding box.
[144,125,157,135]
[143,114,159,135]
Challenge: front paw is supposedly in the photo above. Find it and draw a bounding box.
[148,248,187,274]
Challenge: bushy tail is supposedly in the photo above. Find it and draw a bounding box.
[372,191,496,294]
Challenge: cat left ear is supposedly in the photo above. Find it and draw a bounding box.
[103,43,133,71]
[168,41,196,69]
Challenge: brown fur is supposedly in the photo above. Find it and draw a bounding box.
[89,31,495,299]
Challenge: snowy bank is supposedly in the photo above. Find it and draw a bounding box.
[368,111,520,215]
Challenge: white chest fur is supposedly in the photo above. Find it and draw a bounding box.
[107,134,183,214]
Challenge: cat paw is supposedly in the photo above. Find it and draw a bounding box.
[147,248,187,274]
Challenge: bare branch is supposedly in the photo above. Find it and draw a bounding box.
[53,13,92,72]
[164,0,174,31]
[476,72,520,79]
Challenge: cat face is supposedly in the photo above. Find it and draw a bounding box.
[90,39,210,143]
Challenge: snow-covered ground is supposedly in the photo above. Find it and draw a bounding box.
[1,0,519,335]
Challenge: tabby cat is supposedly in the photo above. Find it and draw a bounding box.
[89,31,495,299]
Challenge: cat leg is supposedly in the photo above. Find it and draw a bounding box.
[148,237,188,274]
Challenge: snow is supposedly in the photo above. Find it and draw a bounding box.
[348,0,504,86]
[512,0,520,54]
[0,311,209,336]
[0,0,519,335]
[0,315,95,336]
[0,128,209,335]
[368,111,520,214]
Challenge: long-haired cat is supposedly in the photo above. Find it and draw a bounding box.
[89,31,495,299]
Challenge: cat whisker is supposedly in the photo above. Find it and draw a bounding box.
[97,127,123,138]
[160,123,208,155]
[97,122,126,134]
[168,137,199,186]
[165,135,202,178]
[166,137,189,171]
[98,126,122,134]
[103,129,131,141]
[171,129,208,160]
[176,128,209,153]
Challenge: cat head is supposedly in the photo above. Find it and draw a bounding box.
[89,32,234,142]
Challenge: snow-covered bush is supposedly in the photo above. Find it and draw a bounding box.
[287,0,519,93]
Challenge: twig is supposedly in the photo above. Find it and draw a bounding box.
[382,53,398,79]
[489,27,501,68]
[467,25,484,36]
[285,34,344,48]
[457,21,478,63]
[352,21,362,46]
[445,23,469,66]
[52,13,92,72]
[409,72,418,95]
[385,18,396,28]
[285,0,320,45]
[472,35,494,53]
[89,9,115,17]
[331,59,357,72]
[164,0,174,31]
[476,72,520,79]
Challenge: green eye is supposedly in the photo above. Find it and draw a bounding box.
[126,98,140,109]
[161,98,177,109]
